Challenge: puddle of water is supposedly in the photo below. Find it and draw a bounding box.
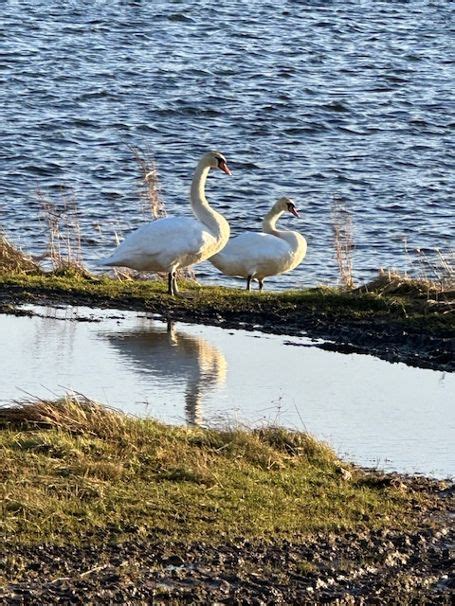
[0,305,453,478]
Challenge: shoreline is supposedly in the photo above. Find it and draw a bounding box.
[0,272,453,372]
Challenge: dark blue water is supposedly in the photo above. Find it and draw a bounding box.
[1,0,454,288]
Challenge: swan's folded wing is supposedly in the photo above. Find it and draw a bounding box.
[102,217,214,270]
[212,232,292,277]
[221,233,290,264]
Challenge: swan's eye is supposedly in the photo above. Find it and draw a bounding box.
[287,203,294,211]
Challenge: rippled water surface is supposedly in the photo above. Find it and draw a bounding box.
[1,1,454,287]
[1,306,453,478]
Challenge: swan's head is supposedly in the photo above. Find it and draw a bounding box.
[277,196,299,217]
[203,151,232,175]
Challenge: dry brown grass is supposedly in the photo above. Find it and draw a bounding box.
[129,145,166,220]
[0,395,130,439]
[331,196,355,289]
[358,269,455,310]
[411,248,455,291]
[37,189,86,275]
[0,232,40,274]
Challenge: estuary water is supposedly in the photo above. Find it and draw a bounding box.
[0,306,453,478]
[1,0,454,288]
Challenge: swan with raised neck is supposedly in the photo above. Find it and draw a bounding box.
[210,196,307,291]
[100,150,232,295]
[190,151,231,250]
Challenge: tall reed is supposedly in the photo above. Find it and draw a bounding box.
[37,188,85,273]
[126,146,196,282]
[331,196,355,289]
[129,145,166,220]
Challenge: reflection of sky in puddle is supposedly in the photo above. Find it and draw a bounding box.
[0,306,453,478]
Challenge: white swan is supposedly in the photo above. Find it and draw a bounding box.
[99,151,232,295]
[210,197,307,291]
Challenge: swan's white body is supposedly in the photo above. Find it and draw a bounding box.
[210,197,307,290]
[101,216,221,274]
[100,151,231,294]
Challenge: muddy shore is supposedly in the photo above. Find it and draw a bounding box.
[1,474,453,605]
[0,281,453,372]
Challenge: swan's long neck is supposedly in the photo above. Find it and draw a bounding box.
[190,162,229,245]
[263,206,287,239]
[262,205,305,253]
[262,206,283,238]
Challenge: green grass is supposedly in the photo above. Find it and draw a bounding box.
[0,269,452,335]
[0,399,428,543]
[0,397,423,547]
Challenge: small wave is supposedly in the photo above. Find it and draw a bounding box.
[322,101,350,113]
[337,126,378,135]
[167,13,194,23]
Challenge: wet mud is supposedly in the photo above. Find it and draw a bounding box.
[1,475,453,605]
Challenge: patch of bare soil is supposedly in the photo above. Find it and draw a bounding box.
[1,476,453,605]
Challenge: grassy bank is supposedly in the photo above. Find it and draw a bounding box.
[0,228,453,336]
[0,397,423,547]
[0,268,453,334]
[1,399,452,603]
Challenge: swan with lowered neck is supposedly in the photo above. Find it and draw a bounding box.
[209,197,307,290]
[100,151,231,295]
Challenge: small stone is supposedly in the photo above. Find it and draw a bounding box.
[219,580,230,593]
[163,554,185,567]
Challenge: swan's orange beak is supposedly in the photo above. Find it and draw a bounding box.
[219,160,232,176]
[290,207,300,217]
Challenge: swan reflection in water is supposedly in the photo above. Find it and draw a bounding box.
[101,320,227,425]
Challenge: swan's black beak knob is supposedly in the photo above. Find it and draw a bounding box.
[219,160,232,176]
[287,203,299,217]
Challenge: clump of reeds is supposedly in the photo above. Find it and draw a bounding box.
[129,145,166,220]
[331,196,355,289]
[359,266,454,308]
[37,188,87,276]
[411,248,455,292]
[0,394,129,439]
[0,231,40,274]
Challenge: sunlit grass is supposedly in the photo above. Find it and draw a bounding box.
[0,269,452,338]
[0,397,419,546]
[0,233,40,275]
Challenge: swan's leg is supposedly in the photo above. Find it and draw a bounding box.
[172,272,179,294]
[258,279,264,291]
[246,275,252,291]
[167,272,174,296]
